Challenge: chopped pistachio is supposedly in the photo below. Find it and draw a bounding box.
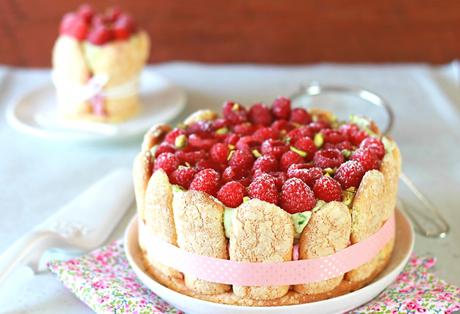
[342,149,352,158]
[382,136,395,154]
[290,146,307,157]
[227,150,235,161]
[223,207,235,238]
[312,200,326,212]
[174,134,187,149]
[291,211,312,237]
[172,184,184,193]
[314,133,324,148]
[149,145,157,157]
[243,196,250,202]
[252,149,262,158]
[232,103,240,111]
[342,187,356,207]
[216,127,229,135]
[323,167,336,175]
[176,122,186,129]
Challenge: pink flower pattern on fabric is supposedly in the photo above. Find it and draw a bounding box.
[48,241,460,314]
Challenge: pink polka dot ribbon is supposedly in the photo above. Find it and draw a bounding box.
[138,214,395,286]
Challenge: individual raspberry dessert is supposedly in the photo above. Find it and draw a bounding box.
[133,97,401,306]
[52,4,150,122]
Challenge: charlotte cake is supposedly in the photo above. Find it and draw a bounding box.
[133,97,401,306]
[52,5,150,122]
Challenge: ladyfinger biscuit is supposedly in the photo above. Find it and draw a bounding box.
[144,169,181,278]
[346,170,386,282]
[295,201,351,294]
[172,190,230,294]
[380,142,401,221]
[133,150,153,223]
[230,199,294,300]
[141,124,172,152]
[184,110,217,126]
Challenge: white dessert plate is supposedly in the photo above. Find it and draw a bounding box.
[124,208,414,314]
[6,72,186,141]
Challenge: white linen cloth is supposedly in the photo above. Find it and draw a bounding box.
[0,62,459,313]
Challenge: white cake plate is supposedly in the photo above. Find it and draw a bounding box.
[124,208,414,314]
[6,72,186,142]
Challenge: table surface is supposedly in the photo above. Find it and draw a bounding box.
[1,62,459,313]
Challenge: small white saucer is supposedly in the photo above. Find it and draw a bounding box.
[124,208,414,314]
[6,72,186,141]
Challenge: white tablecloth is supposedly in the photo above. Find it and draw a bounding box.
[0,62,459,313]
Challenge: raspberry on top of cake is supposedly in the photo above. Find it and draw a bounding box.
[59,4,139,45]
[149,97,389,236]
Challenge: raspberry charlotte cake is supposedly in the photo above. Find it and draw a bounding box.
[132,97,401,306]
[52,5,150,122]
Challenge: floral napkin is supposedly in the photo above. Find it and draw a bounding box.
[48,241,460,314]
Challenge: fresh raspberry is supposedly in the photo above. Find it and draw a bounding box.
[313,148,345,169]
[248,103,273,126]
[113,14,136,40]
[268,171,288,190]
[336,140,354,151]
[189,169,221,196]
[287,126,313,142]
[233,122,256,136]
[271,119,295,133]
[350,148,381,171]
[106,6,122,21]
[196,159,222,172]
[260,139,289,159]
[280,151,304,171]
[187,121,214,137]
[350,130,367,146]
[77,4,94,23]
[287,164,323,187]
[210,143,229,164]
[290,108,312,125]
[235,136,261,151]
[229,149,254,170]
[217,181,246,207]
[188,134,217,150]
[248,173,278,204]
[222,101,248,125]
[321,129,346,144]
[281,178,316,213]
[292,137,316,161]
[360,137,385,159]
[307,121,330,133]
[154,143,176,158]
[169,167,197,189]
[154,152,180,174]
[313,176,343,202]
[338,123,359,139]
[165,128,186,145]
[252,155,278,173]
[252,127,279,142]
[212,118,228,130]
[60,13,89,40]
[334,160,365,189]
[175,150,207,165]
[87,24,113,45]
[272,97,291,120]
[224,133,240,146]
[222,166,244,182]
[238,176,252,187]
